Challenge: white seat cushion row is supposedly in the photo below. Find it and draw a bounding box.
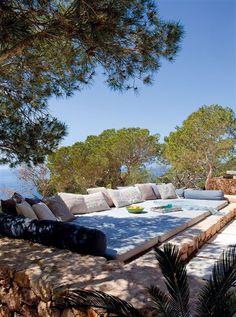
[107,187,143,208]
[16,201,38,219]
[87,187,114,207]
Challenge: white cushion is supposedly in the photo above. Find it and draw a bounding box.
[107,187,143,208]
[87,187,114,207]
[16,201,38,219]
[150,183,161,199]
[32,202,57,220]
[45,195,75,221]
[156,183,178,199]
[84,192,111,213]
[135,183,157,200]
[58,192,88,214]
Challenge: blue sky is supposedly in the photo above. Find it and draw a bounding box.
[49,0,236,146]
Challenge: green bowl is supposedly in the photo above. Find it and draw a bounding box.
[126,206,144,213]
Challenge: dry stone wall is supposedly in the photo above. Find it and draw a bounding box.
[0,237,107,317]
[207,178,236,195]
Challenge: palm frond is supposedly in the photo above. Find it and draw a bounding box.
[226,290,236,316]
[195,245,236,317]
[154,244,190,317]
[54,289,144,317]
[148,285,178,317]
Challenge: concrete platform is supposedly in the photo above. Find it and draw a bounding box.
[74,198,227,261]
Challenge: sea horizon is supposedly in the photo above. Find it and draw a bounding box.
[0,168,38,200]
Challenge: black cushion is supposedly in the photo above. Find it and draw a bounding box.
[1,198,17,216]
[0,214,33,238]
[25,197,42,206]
[0,214,107,256]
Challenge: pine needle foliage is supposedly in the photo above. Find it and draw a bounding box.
[164,105,236,189]
[0,0,183,166]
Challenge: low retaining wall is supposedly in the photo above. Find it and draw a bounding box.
[167,203,236,260]
[0,238,107,317]
[207,178,236,195]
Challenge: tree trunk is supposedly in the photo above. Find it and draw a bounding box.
[205,163,213,189]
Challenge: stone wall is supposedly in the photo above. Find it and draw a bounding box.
[0,237,106,317]
[207,178,236,195]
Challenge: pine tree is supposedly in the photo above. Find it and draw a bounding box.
[0,0,183,165]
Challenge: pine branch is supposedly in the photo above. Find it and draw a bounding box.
[0,31,54,63]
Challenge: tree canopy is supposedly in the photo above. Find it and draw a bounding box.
[47,128,161,192]
[164,105,236,188]
[0,0,183,166]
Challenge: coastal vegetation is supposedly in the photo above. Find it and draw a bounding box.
[0,0,182,167]
[21,105,234,196]
[162,105,236,189]
[48,127,161,192]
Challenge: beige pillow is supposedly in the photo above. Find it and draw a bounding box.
[150,183,161,199]
[156,183,178,199]
[58,192,88,214]
[32,202,57,221]
[135,183,157,200]
[16,201,38,219]
[87,187,114,207]
[84,192,111,213]
[45,195,75,221]
[116,186,133,189]
[107,187,143,208]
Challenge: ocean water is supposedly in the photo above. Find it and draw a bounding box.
[0,168,38,199]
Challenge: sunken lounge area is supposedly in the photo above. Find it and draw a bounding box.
[0,183,236,316]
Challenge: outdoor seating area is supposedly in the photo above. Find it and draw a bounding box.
[0,197,235,316]
[75,198,228,261]
[0,183,230,261]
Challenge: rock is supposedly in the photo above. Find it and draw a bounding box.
[22,288,39,306]
[1,283,22,311]
[15,265,40,288]
[87,308,99,317]
[37,301,60,317]
[0,305,11,317]
[61,308,91,317]
[61,309,74,317]
[21,304,38,317]
[207,178,236,194]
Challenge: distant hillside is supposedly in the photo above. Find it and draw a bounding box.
[148,164,170,177]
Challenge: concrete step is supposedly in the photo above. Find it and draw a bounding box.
[163,203,236,260]
[186,218,236,280]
